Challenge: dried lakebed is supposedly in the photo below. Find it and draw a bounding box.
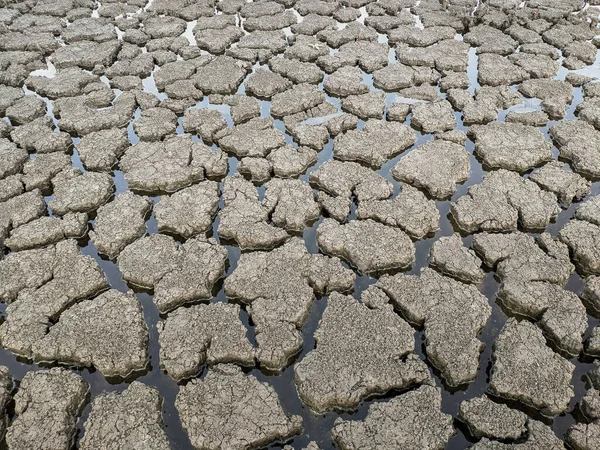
[0,0,600,449]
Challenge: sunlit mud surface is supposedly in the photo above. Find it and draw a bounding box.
[0,0,600,448]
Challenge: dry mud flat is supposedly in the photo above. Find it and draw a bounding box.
[0,0,600,448]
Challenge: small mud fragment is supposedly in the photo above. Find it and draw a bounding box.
[392,139,470,199]
[341,91,386,119]
[472,420,564,449]
[215,117,286,158]
[378,268,491,387]
[451,170,560,233]
[411,99,457,133]
[0,240,108,357]
[80,382,170,450]
[225,238,355,370]
[76,128,129,172]
[0,366,12,441]
[474,232,585,356]
[430,233,485,284]
[317,218,415,274]
[90,191,153,260]
[583,276,600,316]
[0,138,28,180]
[310,159,394,203]
[6,213,87,252]
[22,153,72,192]
[458,395,528,440]
[49,168,114,216]
[120,134,227,193]
[331,385,455,449]
[469,122,553,172]
[159,303,254,381]
[117,234,227,313]
[529,161,591,206]
[181,109,227,144]
[32,290,148,378]
[11,116,71,154]
[154,181,219,238]
[218,174,289,250]
[133,107,178,142]
[489,318,575,416]
[294,291,430,413]
[356,184,440,239]
[263,178,321,232]
[333,119,417,168]
[550,120,600,179]
[559,219,600,275]
[176,364,303,449]
[6,368,88,450]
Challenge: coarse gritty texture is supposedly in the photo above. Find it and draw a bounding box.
[430,233,485,284]
[576,195,600,226]
[193,56,249,94]
[559,219,600,275]
[378,268,491,387]
[0,139,28,180]
[316,218,415,274]
[263,178,321,231]
[80,382,170,450]
[469,122,553,172]
[56,91,137,136]
[294,291,431,413]
[268,145,318,178]
[175,364,303,449]
[90,191,153,259]
[218,174,289,250]
[120,134,227,193]
[411,100,457,133]
[529,161,591,206]
[355,184,440,239]
[6,368,88,450]
[118,234,227,313]
[587,327,600,357]
[133,107,178,142]
[0,240,109,357]
[225,238,355,370]
[474,232,585,356]
[270,83,325,117]
[158,302,255,381]
[341,91,386,119]
[0,189,46,233]
[458,395,528,440]
[471,420,564,449]
[2,0,600,447]
[451,169,560,233]
[154,181,219,238]
[489,318,575,416]
[32,290,148,378]
[550,120,600,179]
[566,421,600,450]
[181,108,227,144]
[49,168,114,216]
[5,212,88,252]
[331,385,455,449]
[21,153,71,192]
[392,139,470,199]
[310,159,394,203]
[333,119,417,168]
[215,117,286,158]
[583,276,600,316]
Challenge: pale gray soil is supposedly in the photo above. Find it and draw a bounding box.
[0,0,599,449]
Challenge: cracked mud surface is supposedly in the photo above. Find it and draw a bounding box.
[0,0,599,449]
